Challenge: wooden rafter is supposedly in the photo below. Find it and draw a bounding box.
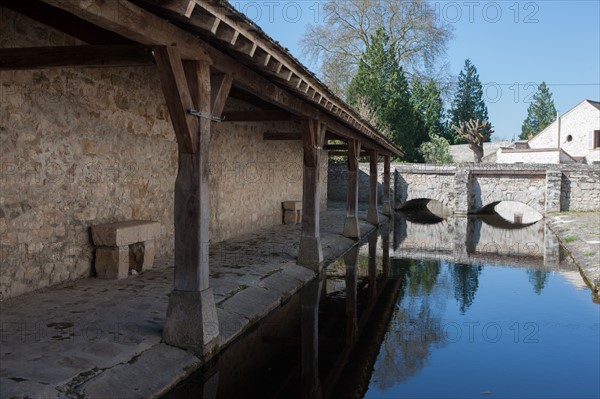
[1,0,132,45]
[0,45,154,70]
[222,110,294,122]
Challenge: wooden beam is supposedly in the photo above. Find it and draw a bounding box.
[222,110,294,122]
[163,59,219,354]
[324,144,350,151]
[328,151,368,157]
[38,0,211,62]
[2,0,132,45]
[263,132,302,141]
[153,46,198,153]
[298,119,326,270]
[211,73,233,117]
[0,45,154,71]
[343,140,361,239]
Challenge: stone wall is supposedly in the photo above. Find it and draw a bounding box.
[327,163,388,203]
[0,9,327,299]
[561,168,600,211]
[331,163,600,218]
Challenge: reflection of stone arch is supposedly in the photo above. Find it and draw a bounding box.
[476,186,546,216]
[399,198,454,214]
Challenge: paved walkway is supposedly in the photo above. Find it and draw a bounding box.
[0,202,384,399]
[548,212,600,295]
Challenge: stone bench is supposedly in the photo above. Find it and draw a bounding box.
[282,201,302,225]
[91,220,161,279]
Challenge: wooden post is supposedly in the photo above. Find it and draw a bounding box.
[343,140,361,239]
[298,119,326,270]
[155,47,231,356]
[366,149,379,224]
[382,155,391,215]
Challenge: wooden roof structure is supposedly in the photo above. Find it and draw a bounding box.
[1,0,398,354]
[0,0,404,157]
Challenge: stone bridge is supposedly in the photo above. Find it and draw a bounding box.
[393,164,600,216]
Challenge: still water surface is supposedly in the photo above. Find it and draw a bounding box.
[166,215,600,399]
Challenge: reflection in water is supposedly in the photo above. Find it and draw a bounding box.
[527,269,550,295]
[450,263,483,314]
[164,215,598,399]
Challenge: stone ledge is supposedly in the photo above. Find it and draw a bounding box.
[91,220,161,247]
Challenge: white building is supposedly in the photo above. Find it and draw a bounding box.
[496,99,600,164]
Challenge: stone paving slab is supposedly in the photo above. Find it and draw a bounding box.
[548,212,600,293]
[0,202,383,398]
[76,344,199,399]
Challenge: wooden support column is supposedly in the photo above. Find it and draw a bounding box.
[156,46,231,356]
[298,119,326,270]
[366,149,380,225]
[343,140,361,239]
[382,155,392,215]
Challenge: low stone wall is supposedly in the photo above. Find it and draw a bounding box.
[561,168,600,211]
[329,162,600,215]
[328,163,387,203]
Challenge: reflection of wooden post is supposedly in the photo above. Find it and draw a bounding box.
[367,149,380,225]
[381,223,390,279]
[344,247,359,345]
[368,232,378,302]
[343,140,361,239]
[382,155,391,215]
[298,120,326,270]
[155,47,232,355]
[301,275,324,399]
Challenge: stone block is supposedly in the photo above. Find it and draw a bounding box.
[129,240,155,272]
[283,210,297,225]
[282,201,302,211]
[91,220,161,247]
[95,246,129,279]
[163,289,219,357]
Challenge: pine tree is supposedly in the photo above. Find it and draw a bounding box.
[520,82,556,140]
[348,29,428,162]
[411,77,449,141]
[449,59,492,144]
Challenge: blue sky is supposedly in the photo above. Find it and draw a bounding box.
[231,1,600,141]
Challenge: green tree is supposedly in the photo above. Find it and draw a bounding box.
[301,0,453,96]
[520,82,557,140]
[411,77,449,141]
[449,59,492,144]
[347,29,427,162]
[419,135,453,163]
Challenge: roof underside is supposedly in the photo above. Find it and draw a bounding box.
[128,0,401,155]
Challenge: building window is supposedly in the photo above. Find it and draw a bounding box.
[566,135,573,142]
[595,130,600,148]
